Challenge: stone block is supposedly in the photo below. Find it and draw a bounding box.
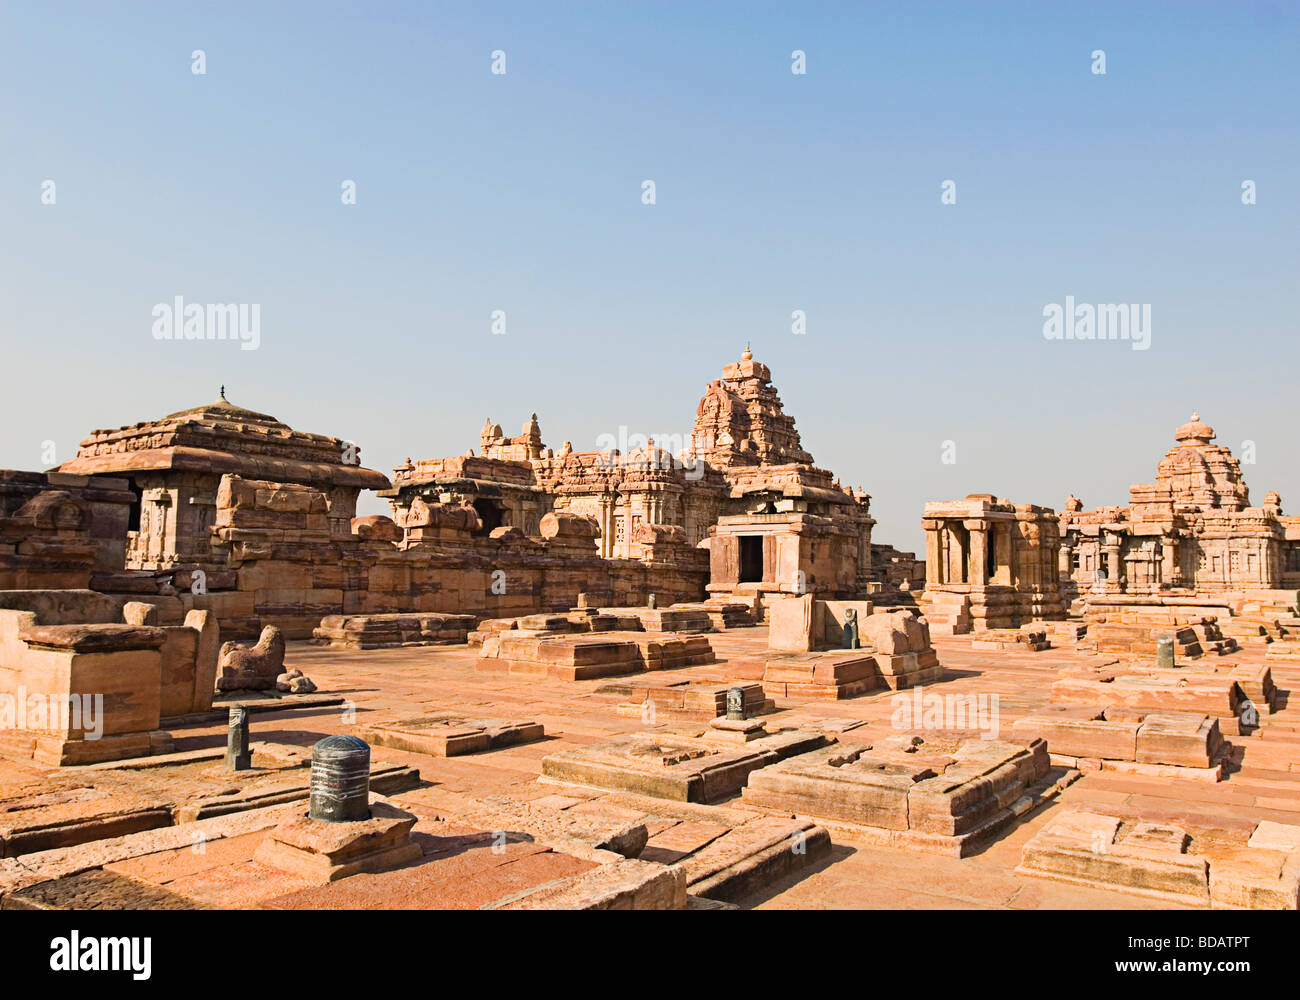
[356,713,545,757]
[251,800,422,883]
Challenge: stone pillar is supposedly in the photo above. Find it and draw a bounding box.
[225,705,251,771]
[309,734,371,822]
[602,498,615,558]
[1160,538,1176,588]
[966,520,989,587]
[1104,538,1122,590]
[923,520,941,586]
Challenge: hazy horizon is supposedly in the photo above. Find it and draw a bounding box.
[3,1,1297,554]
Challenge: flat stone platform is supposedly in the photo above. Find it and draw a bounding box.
[2,624,1298,909]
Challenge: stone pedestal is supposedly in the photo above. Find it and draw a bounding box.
[252,800,422,882]
[704,716,770,745]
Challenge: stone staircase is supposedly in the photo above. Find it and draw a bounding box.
[916,591,972,635]
[1081,617,1239,659]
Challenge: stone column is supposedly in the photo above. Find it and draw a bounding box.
[966,520,989,587]
[309,734,371,822]
[600,498,613,558]
[1104,537,1122,590]
[923,519,941,586]
[1160,537,1176,588]
[225,705,251,771]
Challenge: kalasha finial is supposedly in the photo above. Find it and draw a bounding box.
[219,384,226,400]
[742,343,752,361]
[1190,411,1199,421]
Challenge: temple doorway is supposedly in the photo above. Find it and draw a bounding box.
[739,536,764,583]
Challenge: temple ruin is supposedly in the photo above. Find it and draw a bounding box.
[0,358,1297,912]
[1060,413,1300,601]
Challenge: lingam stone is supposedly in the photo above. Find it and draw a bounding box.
[225,705,251,771]
[842,608,860,650]
[309,734,372,822]
[726,686,747,721]
[1156,636,1175,669]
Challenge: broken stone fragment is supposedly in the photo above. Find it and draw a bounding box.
[275,668,317,694]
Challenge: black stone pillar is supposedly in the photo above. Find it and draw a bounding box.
[309,734,371,822]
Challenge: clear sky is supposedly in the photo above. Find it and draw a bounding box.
[1,1,1296,553]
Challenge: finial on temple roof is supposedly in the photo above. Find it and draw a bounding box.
[1191,411,1199,421]
[742,343,752,361]
[219,385,226,400]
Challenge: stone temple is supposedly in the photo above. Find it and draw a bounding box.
[1059,413,1299,599]
[0,352,1298,912]
[384,346,875,600]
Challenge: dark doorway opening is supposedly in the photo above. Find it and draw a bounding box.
[739,536,764,583]
[125,480,143,533]
[472,499,504,536]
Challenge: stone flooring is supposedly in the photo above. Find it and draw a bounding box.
[3,625,1296,908]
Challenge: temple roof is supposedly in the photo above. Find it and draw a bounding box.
[1173,411,1215,444]
[161,395,286,427]
[691,347,814,469]
[58,392,391,490]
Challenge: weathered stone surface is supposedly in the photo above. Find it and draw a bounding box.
[743,735,1055,856]
[1012,709,1140,761]
[252,800,422,882]
[476,630,714,681]
[1135,713,1221,768]
[1016,811,1210,904]
[541,726,830,803]
[675,815,832,902]
[1013,708,1221,770]
[216,625,292,691]
[16,623,166,652]
[762,651,880,699]
[483,858,686,910]
[2,867,212,910]
[1051,669,1241,718]
[1019,809,1300,910]
[1249,821,1300,853]
[274,668,317,694]
[313,612,477,649]
[1209,848,1300,910]
[357,713,545,758]
[602,679,773,722]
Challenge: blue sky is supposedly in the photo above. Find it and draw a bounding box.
[1,1,1296,552]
